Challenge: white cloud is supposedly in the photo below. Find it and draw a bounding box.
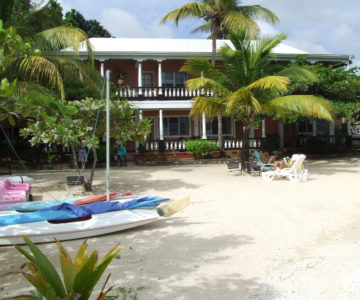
[101,8,173,38]
[57,0,72,14]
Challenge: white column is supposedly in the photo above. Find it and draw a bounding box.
[312,120,317,136]
[329,122,335,136]
[138,60,143,95]
[249,126,255,148]
[194,118,199,136]
[157,60,162,95]
[329,121,335,144]
[249,126,255,138]
[278,121,284,149]
[100,61,105,77]
[261,119,266,138]
[159,109,164,140]
[201,113,207,139]
[139,110,143,120]
[347,119,351,135]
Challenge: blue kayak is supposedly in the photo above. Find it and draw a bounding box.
[0,196,169,226]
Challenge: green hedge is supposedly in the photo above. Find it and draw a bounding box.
[184,139,219,159]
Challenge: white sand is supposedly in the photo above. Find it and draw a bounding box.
[1,157,360,299]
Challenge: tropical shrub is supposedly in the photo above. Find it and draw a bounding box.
[5,236,122,300]
[185,139,219,159]
[304,137,330,154]
[260,135,280,154]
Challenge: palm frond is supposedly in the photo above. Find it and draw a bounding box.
[191,23,212,34]
[222,12,258,38]
[227,87,262,114]
[47,55,100,91]
[247,76,290,91]
[190,96,226,119]
[186,77,229,96]
[265,95,333,121]
[34,25,90,54]
[277,66,319,83]
[238,5,279,24]
[181,57,214,77]
[160,3,207,26]
[17,56,64,99]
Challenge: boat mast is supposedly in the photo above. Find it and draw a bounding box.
[106,70,111,202]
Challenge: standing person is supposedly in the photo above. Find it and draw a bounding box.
[115,141,127,167]
[78,140,87,169]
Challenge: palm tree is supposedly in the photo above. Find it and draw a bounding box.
[161,0,278,65]
[181,30,333,167]
[1,0,97,100]
[161,0,278,150]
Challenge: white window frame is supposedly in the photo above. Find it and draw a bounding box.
[161,115,191,137]
[206,116,233,136]
[162,72,188,88]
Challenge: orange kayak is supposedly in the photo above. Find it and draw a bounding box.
[72,193,136,205]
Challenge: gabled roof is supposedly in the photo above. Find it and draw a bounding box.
[78,37,351,65]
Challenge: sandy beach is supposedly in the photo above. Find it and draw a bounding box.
[1,157,360,299]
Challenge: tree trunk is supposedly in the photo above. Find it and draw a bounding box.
[211,22,217,66]
[85,146,97,191]
[70,144,79,172]
[241,125,250,170]
[217,114,223,152]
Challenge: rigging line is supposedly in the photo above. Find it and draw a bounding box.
[0,124,57,200]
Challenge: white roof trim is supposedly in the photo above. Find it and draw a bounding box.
[76,38,352,63]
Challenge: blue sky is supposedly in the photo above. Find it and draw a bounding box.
[60,0,359,67]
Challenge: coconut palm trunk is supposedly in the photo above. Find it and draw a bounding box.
[241,124,251,170]
[217,113,223,151]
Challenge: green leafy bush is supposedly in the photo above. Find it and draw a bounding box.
[260,135,280,153]
[184,139,219,159]
[304,136,330,154]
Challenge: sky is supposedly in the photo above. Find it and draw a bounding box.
[59,0,360,67]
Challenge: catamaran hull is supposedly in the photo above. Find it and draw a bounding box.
[0,208,159,245]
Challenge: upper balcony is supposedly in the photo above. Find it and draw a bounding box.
[117,86,213,101]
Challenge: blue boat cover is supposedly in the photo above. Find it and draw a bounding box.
[0,196,169,226]
[11,198,80,211]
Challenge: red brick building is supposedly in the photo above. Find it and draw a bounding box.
[79,38,352,153]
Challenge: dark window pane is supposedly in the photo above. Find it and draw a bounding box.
[142,73,153,87]
[163,118,169,136]
[206,119,218,135]
[222,117,231,135]
[162,72,174,87]
[169,117,178,136]
[179,117,189,136]
[175,72,187,87]
[298,121,307,133]
[308,123,313,133]
[316,121,325,133]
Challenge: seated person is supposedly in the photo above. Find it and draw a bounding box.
[271,156,296,171]
[261,151,277,164]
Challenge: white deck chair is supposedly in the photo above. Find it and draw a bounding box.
[262,154,308,183]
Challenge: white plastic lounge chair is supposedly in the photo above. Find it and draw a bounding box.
[262,154,308,183]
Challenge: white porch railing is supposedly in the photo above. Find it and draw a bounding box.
[118,87,213,99]
[143,138,261,152]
